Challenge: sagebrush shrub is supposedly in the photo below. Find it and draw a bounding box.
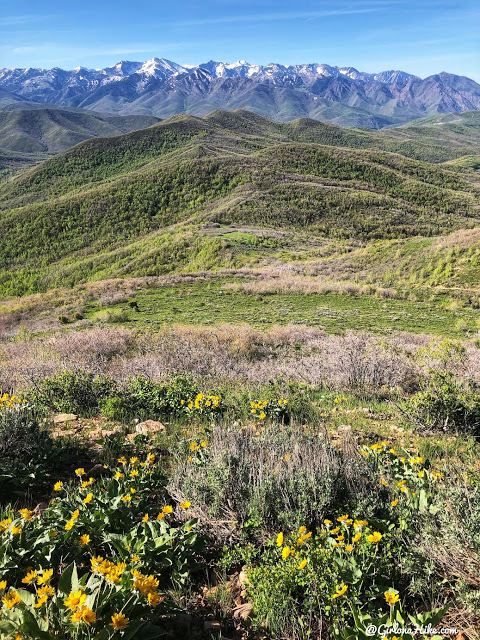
[169,425,370,539]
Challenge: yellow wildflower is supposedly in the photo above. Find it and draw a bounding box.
[332,584,348,599]
[64,590,87,611]
[180,501,191,509]
[38,585,55,598]
[111,613,130,630]
[385,590,400,605]
[83,493,93,504]
[70,605,96,624]
[148,592,162,606]
[80,534,91,546]
[276,532,284,547]
[2,590,21,609]
[298,559,307,570]
[34,595,49,608]
[281,546,292,559]
[75,468,85,476]
[367,531,383,543]
[37,569,53,585]
[21,570,37,584]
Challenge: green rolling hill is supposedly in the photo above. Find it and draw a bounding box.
[0,109,478,297]
[0,106,161,154]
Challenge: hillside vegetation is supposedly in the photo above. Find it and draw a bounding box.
[0,106,160,153]
[0,110,479,296]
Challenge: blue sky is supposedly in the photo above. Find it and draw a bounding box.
[1,0,479,80]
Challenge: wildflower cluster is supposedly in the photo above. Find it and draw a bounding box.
[0,393,27,408]
[250,398,289,421]
[181,393,221,416]
[0,449,202,637]
[276,525,312,570]
[324,514,378,552]
[361,441,444,511]
[187,438,208,464]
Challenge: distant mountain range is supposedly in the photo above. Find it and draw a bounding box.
[1,58,480,128]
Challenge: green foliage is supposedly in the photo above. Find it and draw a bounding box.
[100,375,200,423]
[92,308,130,323]
[30,370,118,418]
[0,402,84,502]
[404,370,480,435]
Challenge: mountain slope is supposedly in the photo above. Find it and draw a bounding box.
[0,107,160,153]
[1,59,479,128]
[0,110,478,296]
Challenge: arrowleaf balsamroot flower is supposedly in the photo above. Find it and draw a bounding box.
[148,592,163,606]
[298,559,307,570]
[64,590,87,611]
[276,532,284,547]
[34,595,49,608]
[281,546,292,559]
[70,605,96,624]
[38,585,55,598]
[385,590,400,605]
[111,613,129,630]
[37,569,53,585]
[22,570,37,584]
[180,501,191,509]
[80,534,91,546]
[367,531,383,543]
[2,590,21,609]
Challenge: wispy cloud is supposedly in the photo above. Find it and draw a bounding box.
[0,14,57,27]
[173,6,393,27]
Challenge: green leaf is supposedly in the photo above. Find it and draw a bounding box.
[57,562,79,595]
[120,620,168,639]
[21,610,52,639]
